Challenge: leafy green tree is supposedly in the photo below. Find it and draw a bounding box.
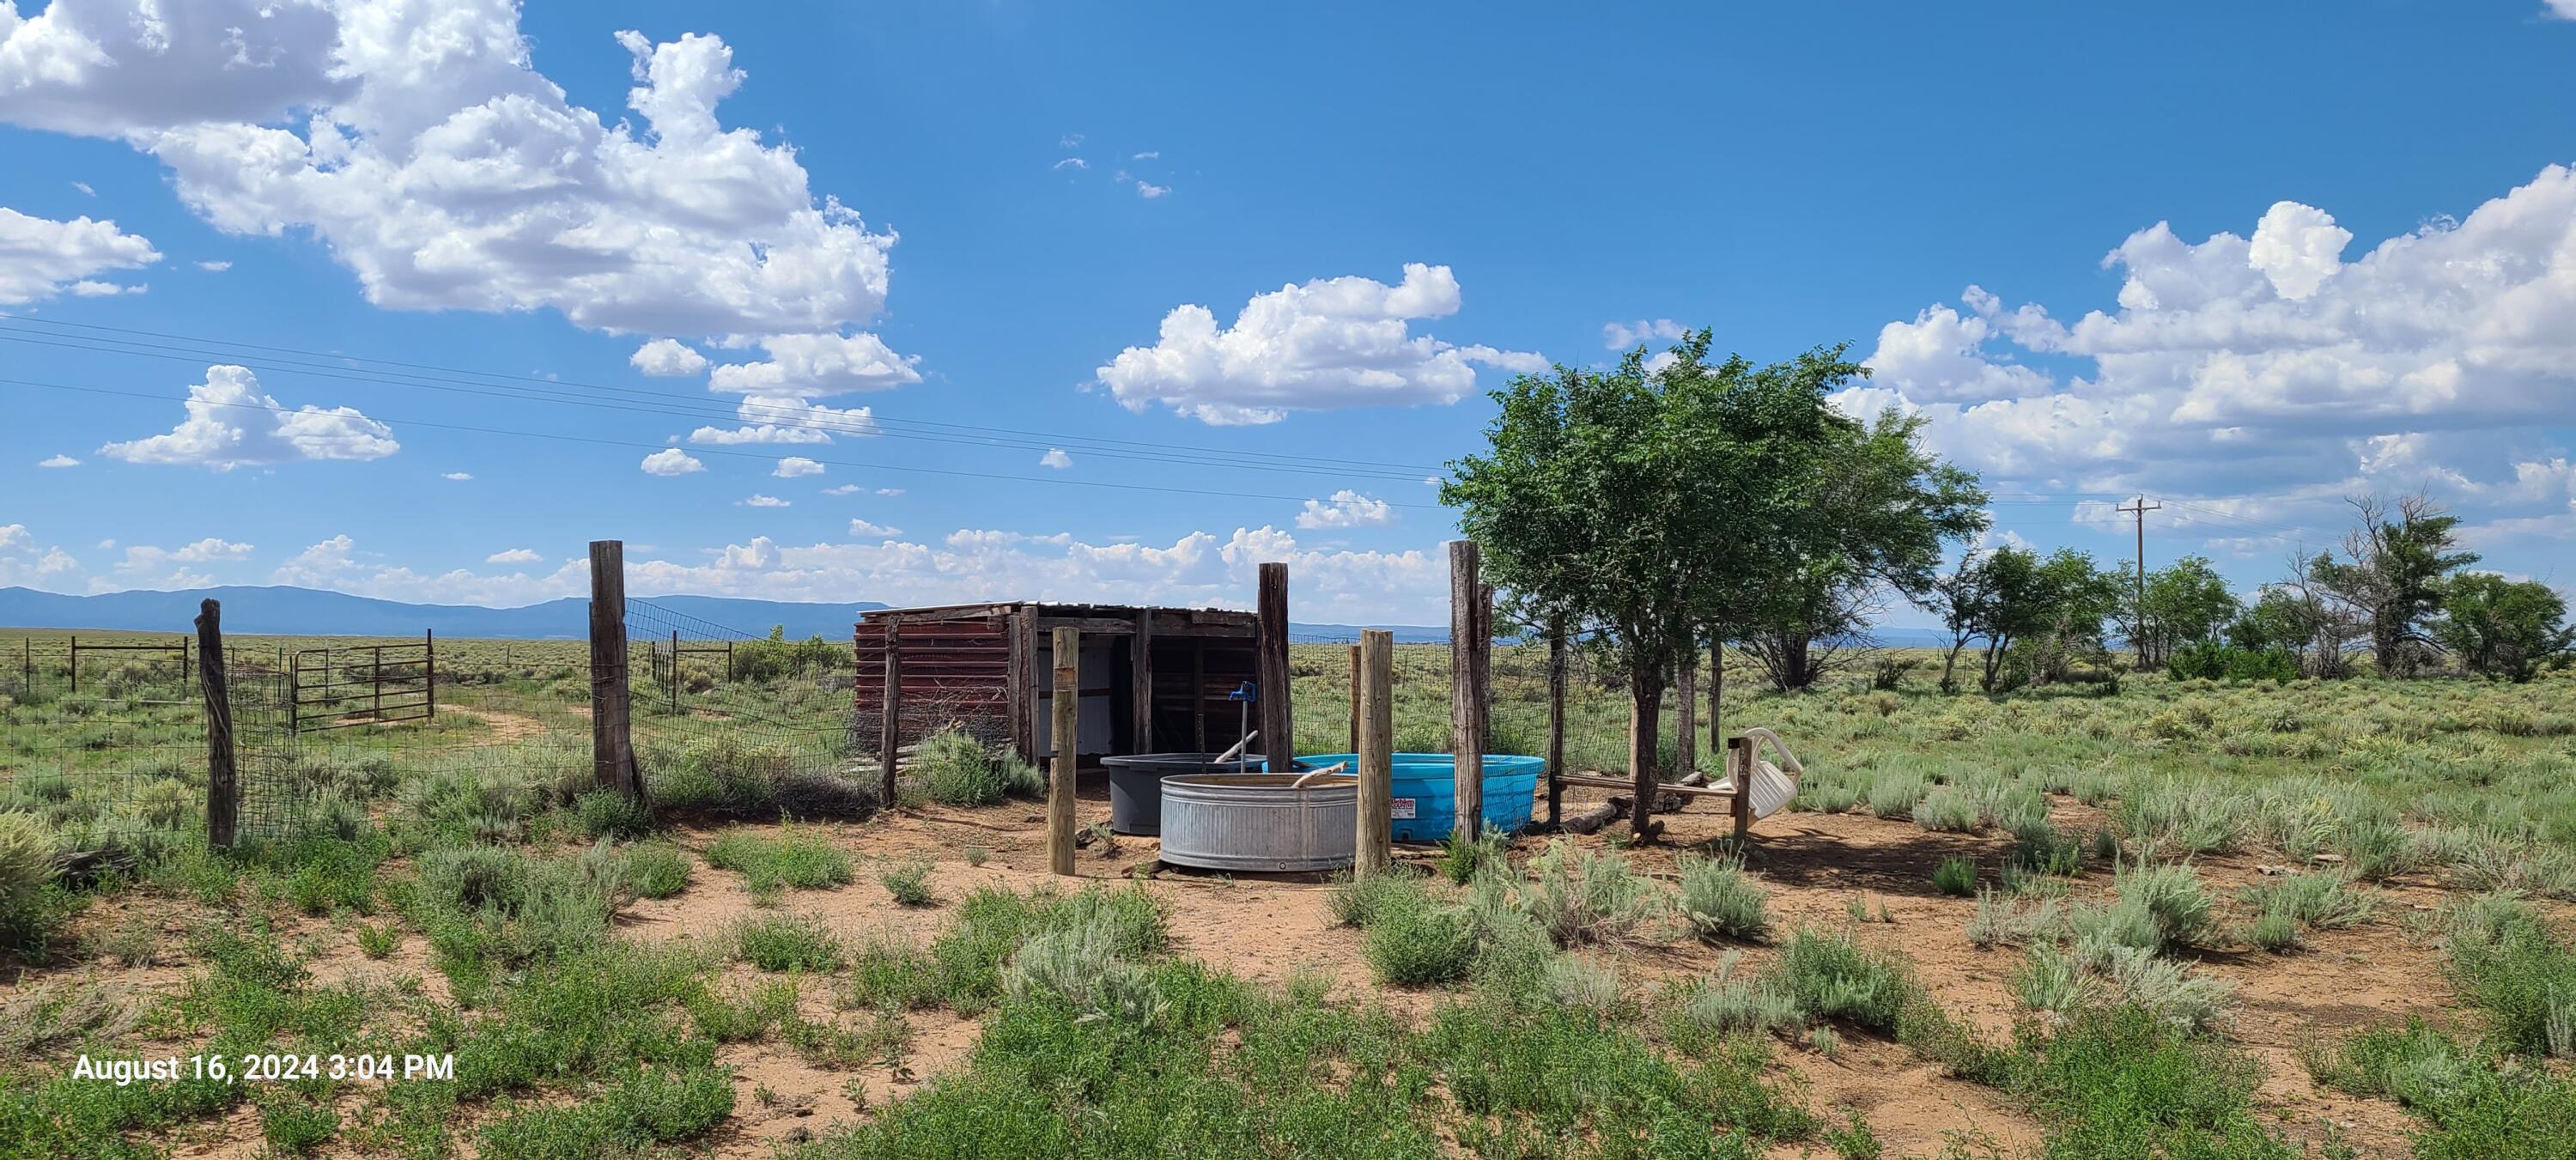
[1996,549,2124,689]
[2304,493,2478,676]
[1738,410,1987,692]
[2433,574,2573,682]
[2117,556,2240,669]
[1446,335,1885,836]
[2229,574,2360,678]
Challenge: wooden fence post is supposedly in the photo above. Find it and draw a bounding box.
[1131,613,1154,752]
[669,630,681,715]
[879,622,902,807]
[1449,540,1486,840]
[423,630,436,721]
[1255,562,1292,767]
[196,600,237,848]
[1048,626,1079,876]
[1356,629,1394,875]
[1546,622,1566,829]
[1346,644,1361,756]
[68,635,77,694]
[589,540,641,799]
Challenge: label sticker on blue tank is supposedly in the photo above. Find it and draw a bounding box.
[1390,799,1416,819]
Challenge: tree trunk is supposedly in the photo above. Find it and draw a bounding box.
[1627,671,1664,840]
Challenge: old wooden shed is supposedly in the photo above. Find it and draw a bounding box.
[854,602,1265,768]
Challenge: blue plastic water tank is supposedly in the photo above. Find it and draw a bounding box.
[1297,752,1546,841]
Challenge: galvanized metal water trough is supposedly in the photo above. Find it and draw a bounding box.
[1097,752,1271,836]
[1156,772,1355,872]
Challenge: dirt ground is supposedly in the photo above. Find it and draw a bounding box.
[45,776,2475,1158]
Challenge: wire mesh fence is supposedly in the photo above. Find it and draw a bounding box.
[0,631,211,854]
[623,598,875,816]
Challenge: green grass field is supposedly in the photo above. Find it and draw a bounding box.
[3,631,2575,1158]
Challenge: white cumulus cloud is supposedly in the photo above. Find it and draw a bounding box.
[689,395,877,445]
[1094,263,1542,425]
[486,548,541,564]
[1,1,910,376]
[740,494,789,507]
[1602,319,1687,349]
[38,454,78,468]
[774,456,824,477]
[0,206,158,302]
[640,447,705,476]
[847,518,900,537]
[1296,489,1398,530]
[1039,448,1072,469]
[708,332,920,396]
[100,364,398,471]
[1847,166,2576,553]
[630,338,709,377]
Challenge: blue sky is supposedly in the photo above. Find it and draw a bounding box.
[3,1,2573,626]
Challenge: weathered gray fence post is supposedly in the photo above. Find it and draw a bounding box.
[1356,629,1394,876]
[1255,563,1292,766]
[1048,626,1079,876]
[1449,540,1486,841]
[196,599,237,848]
[589,540,642,799]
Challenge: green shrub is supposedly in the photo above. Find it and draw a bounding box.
[914,728,1012,806]
[258,1098,337,1156]
[0,811,70,957]
[2167,642,2298,683]
[1931,856,1978,897]
[574,789,654,840]
[1913,787,1978,833]
[880,860,934,907]
[844,934,945,1011]
[2116,860,2215,951]
[1677,853,1770,942]
[2010,944,2093,1013]
[1520,841,1667,949]
[1329,869,1425,928]
[623,842,693,899]
[2247,909,2301,953]
[1672,950,1803,1039]
[2302,1017,2484,1110]
[703,829,853,893]
[1364,899,1479,986]
[1775,928,1913,1030]
[1439,825,1508,884]
[2008,1003,2291,1159]
[1864,772,1927,819]
[732,914,844,972]
[2239,870,2377,932]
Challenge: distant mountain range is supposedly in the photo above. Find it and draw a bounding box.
[0,586,1456,644]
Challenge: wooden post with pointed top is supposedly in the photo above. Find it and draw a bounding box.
[1048,626,1079,876]
[196,599,237,848]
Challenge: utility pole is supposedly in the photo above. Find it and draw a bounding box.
[2118,495,2161,660]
